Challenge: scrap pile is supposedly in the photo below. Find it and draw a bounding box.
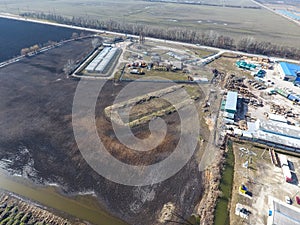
[211,68,226,85]
[247,79,267,90]
[225,74,247,91]
[270,103,297,117]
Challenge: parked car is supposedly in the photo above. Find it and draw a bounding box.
[295,196,300,205]
[285,196,292,204]
[240,208,251,216]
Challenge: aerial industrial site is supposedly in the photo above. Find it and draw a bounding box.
[70,30,300,224]
[0,0,300,225]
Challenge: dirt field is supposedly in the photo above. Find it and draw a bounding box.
[207,55,252,78]
[0,38,206,225]
[230,141,300,225]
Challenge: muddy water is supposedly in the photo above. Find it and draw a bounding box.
[0,170,128,225]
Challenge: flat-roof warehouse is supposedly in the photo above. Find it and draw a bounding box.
[268,197,300,225]
[240,119,300,152]
[225,91,238,114]
[278,62,300,81]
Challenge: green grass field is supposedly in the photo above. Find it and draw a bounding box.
[1,0,300,48]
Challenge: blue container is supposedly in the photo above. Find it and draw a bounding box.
[288,94,300,102]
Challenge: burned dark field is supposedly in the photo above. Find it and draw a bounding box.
[0,38,204,225]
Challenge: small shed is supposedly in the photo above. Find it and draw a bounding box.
[172,61,183,70]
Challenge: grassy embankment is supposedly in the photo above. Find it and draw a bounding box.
[214,139,235,225]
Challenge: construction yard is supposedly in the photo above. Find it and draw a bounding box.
[183,45,300,224]
[213,53,300,128]
[230,141,300,225]
[116,39,214,82]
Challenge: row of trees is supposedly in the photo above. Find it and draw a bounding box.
[20,12,300,59]
[145,0,261,9]
[20,44,40,56]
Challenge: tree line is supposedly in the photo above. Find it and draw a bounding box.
[20,12,300,59]
[145,0,261,9]
[20,44,40,56]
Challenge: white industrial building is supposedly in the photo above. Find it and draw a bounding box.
[167,52,189,61]
[86,47,111,72]
[95,48,119,73]
[86,47,119,73]
[225,91,238,114]
[268,113,287,124]
[268,197,300,225]
[237,119,300,152]
[278,154,292,182]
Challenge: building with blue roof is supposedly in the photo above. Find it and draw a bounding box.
[254,69,266,78]
[278,62,300,81]
[225,91,238,114]
[294,77,300,86]
[276,10,300,21]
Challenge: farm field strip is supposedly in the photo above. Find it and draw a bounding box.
[1,0,300,47]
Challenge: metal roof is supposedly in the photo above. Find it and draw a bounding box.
[255,130,300,149]
[225,91,238,111]
[259,120,300,140]
[279,62,300,77]
[270,198,300,225]
[223,118,235,124]
[95,48,118,73]
[242,120,300,150]
[268,114,287,123]
[224,112,235,119]
[86,47,112,71]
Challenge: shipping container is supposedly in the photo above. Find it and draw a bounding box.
[275,88,289,98]
[288,94,300,102]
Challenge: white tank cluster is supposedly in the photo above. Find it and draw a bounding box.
[86,47,119,73]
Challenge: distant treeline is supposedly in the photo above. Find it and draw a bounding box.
[20,44,40,55]
[145,0,261,9]
[256,0,300,5]
[20,12,300,59]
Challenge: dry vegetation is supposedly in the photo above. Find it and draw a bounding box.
[197,153,225,225]
[105,85,201,127]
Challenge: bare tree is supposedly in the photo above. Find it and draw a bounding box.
[72,32,79,39]
[21,48,30,56]
[20,12,300,60]
[91,38,102,49]
[63,59,75,76]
